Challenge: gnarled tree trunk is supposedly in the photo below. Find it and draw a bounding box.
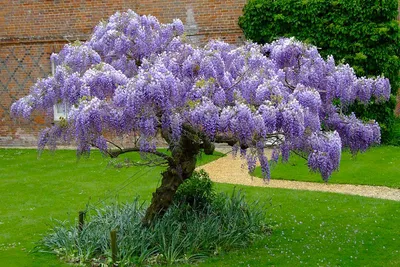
[142,132,201,225]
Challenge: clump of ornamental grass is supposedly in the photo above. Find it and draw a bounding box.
[35,172,270,266]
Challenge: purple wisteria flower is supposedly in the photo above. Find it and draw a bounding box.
[11,10,391,182]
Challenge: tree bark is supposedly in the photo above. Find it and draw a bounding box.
[142,131,201,225]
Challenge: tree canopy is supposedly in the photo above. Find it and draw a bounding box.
[11,10,390,222]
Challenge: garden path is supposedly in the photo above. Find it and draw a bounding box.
[198,147,400,201]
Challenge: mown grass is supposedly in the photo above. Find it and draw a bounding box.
[198,184,400,266]
[252,146,400,188]
[0,148,222,266]
[0,148,399,266]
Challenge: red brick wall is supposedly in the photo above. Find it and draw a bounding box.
[135,0,246,43]
[0,43,57,146]
[0,0,246,147]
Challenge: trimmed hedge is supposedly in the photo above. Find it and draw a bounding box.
[239,0,400,143]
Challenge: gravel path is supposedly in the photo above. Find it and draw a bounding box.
[198,149,400,201]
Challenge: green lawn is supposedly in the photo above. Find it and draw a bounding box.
[199,184,400,266]
[0,148,399,266]
[252,146,400,188]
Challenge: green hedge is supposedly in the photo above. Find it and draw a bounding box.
[239,0,400,143]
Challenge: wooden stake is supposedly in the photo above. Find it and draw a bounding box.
[110,229,118,264]
[78,211,84,232]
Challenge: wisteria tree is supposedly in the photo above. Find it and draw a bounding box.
[12,10,390,224]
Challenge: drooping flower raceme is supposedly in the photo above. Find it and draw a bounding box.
[11,11,391,182]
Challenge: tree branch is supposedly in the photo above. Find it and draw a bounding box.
[214,132,285,147]
[108,158,169,168]
[91,143,114,158]
[106,139,122,150]
[226,67,250,91]
[107,147,175,167]
[214,135,237,146]
[291,150,309,161]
